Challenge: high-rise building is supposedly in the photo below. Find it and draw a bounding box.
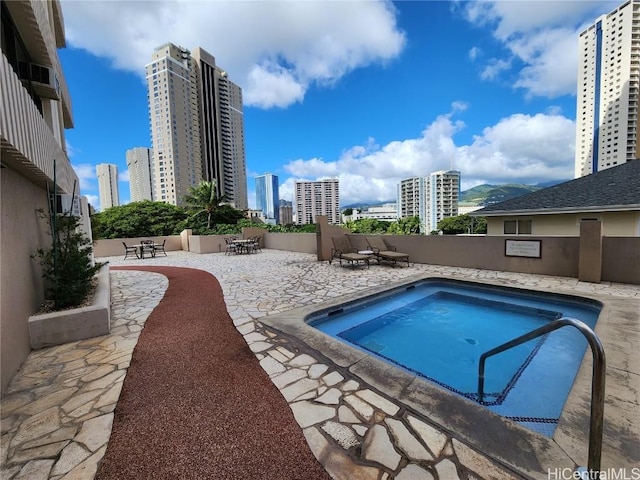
[397,171,460,233]
[255,173,279,224]
[295,179,340,225]
[279,200,293,225]
[126,147,153,202]
[146,43,247,208]
[426,170,460,233]
[575,0,640,177]
[96,163,120,209]
[1,0,80,392]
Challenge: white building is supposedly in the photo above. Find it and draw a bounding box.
[397,171,460,233]
[146,44,247,208]
[126,147,153,202]
[1,0,82,392]
[295,179,340,225]
[343,203,398,222]
[96,163,120,210]
[426,170,460,233]
[575,0,640,177]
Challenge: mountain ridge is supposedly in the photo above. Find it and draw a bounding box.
[342,180,569,209]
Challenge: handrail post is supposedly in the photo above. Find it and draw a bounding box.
[477,318,605,475]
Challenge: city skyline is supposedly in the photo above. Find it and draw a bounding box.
[59,0,622,211]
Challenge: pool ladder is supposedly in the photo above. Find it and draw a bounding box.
[477,317,606,475]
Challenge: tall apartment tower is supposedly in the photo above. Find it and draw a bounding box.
[397,171,459,233]
[1,0,80,392]
[96,163,120,210]
[279,200,293,225]
[397,177,425,220]
[145,43,247,208]
[255,173,279,224]
[295,179,340,225]
[575,0,640,177]
[426,170,460,233]
[126,147,153,202]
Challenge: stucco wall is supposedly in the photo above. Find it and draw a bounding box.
[487,212,640,236]
[1,169,51,393]
[263,232,317,254]
[93,236,183,258]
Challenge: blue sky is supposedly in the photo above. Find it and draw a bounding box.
[59,0,618,211]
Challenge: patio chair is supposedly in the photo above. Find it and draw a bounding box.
[122,242,139,260]
[153,239,167,257]
[224,237,239,255]
[248,236,262,253]
[329,236,369,269]
[140,240,155,258]
[365,236,410,268]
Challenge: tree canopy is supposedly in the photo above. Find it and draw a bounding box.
[91,201,188,239]
[182,181,226,229]
[436,214,487,235]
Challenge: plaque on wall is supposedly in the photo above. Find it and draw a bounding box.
[505,239,541,258]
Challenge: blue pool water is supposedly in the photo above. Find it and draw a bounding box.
[310,279,602,437]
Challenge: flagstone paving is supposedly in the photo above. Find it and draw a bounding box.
[2,250,638,479]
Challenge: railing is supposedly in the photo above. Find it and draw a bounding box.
[477,318,606,474]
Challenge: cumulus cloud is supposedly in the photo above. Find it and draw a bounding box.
[72,163,97,191]
[118,170,130,182]
[61,0,405,109]
[279,106,575,205]
[460,1,617,98]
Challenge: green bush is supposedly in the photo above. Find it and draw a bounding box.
[33,213,104,310]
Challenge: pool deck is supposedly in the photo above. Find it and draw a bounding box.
[2,250,639,479]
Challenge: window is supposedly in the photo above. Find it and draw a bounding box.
[504,219,532,235]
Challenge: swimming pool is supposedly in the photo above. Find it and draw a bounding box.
[309,278,602,437]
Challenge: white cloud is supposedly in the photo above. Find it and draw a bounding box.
[72,163,97,191]
[118,170,130,182]
[460,1,617,98]
[61,0,405,109]
[83,194,99,210]
[281,106,575,205]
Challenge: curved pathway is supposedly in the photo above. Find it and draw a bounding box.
[95,266,330,480]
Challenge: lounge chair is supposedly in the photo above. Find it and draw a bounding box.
[330,236,370,269]
[365,236,410,267]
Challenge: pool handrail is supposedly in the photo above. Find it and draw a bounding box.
[477,317,606,475]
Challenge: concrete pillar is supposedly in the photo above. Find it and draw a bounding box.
[180,229,192,252]
[578,220,603,283]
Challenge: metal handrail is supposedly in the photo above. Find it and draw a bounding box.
[477,317,606,474]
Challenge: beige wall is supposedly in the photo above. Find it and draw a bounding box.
[264,233,317,254]
[487,211,640,236]
[93,236,183,258]
[1,169,51,392]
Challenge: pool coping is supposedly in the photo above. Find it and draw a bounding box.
[260,273,640,478]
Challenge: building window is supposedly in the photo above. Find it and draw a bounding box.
[504,219,532,235]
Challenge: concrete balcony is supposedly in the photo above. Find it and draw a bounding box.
[0,54,78,194]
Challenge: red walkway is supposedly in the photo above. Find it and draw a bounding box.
[96,266,331,480]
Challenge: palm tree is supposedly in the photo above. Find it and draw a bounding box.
[183,181,226,229]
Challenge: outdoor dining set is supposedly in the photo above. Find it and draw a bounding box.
[122,239,167,259]
[224,236,262,255]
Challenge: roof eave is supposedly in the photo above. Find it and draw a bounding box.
[470,204,640,217]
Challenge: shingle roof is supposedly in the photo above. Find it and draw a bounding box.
[472,160,640,216]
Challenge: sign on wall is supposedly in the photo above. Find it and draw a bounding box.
[505,239,541,258]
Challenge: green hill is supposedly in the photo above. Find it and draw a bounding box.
[461,184,540,206]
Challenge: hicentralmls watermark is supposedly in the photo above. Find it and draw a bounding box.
[548,468,640,480]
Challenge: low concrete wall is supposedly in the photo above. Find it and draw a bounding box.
[28,265,111,349]
[90,230,639,285]
[188,235,228,254]
[264,233,317,254]
[602,237,640,284]
[93,236,183,258]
